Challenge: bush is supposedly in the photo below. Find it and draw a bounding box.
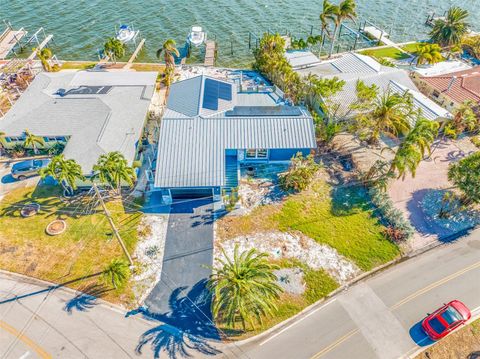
[369,186,415,240]
[279,153,319,192]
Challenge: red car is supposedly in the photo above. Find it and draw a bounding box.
[422,300,471,340]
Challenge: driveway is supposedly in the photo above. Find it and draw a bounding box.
[0,162,40,200]
[145,198,215,315]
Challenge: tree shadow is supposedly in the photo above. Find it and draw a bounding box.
[63,283,111,314]
[136,280,222,359]
[409,321,435,347]
[330,184,372,216]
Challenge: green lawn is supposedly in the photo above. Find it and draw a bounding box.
[60,61,97,70]
[0,184,143,306]
[361,43,421,60]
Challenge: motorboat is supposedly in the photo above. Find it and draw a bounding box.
[116,24,139,44]
[187,26,206,47]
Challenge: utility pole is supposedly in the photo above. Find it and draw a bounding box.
[92,182,134,267]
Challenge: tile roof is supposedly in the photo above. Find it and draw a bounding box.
[0,71,157,173]
[420,66,480,104]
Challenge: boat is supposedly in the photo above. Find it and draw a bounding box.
[116,24,139,44]
[187,26,206,47]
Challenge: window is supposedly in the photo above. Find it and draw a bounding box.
[432,90,440,98]
[245,149,268,159]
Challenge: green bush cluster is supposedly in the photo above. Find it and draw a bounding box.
[279,153,319,192]
[368,186,415,241]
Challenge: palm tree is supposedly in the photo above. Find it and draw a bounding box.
[319,0,337,55]
[23,129,45,154]
[102,259,130,289]
[451,101,478,133]
[39,154,85,193]
[416,43,443,65]
[156,39,180,68]
[429,6,470,47]
[390,118,439,179]
[355,91,414,145]
[36,48,53,72]
[104,37,125,63]
[328,0,357,57]
[208,246,283,330]
[93,151,136,195]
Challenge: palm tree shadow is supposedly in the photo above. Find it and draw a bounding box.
[63,283,111,314]
[136,280,222,359]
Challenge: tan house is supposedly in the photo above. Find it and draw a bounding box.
[412,67,480,113]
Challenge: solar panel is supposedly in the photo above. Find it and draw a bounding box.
[202,79,219,110]
[218,82,232,101]
[225,106,303,117]
[65,86,112,95]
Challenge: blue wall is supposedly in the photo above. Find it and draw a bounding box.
[269,148,311,161]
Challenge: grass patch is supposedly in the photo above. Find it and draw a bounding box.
[0,184,143,306]
[218,177,399,271]
[303,268,339,304]
[130,63,165,72]
[361,43,421,60]
[60,61,97,70]
[416,318,480,358]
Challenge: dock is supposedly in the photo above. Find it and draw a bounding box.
[425,13,446,27]
[27,34,53,60]
[363,26,395,47]
[204,40,216,67]
[123,38,146,69]
[0,27,27,59]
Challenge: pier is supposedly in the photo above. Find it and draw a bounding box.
[204,40,216,67]
[360,20,410,57]
[124,38,146,69]
[27,34,53,60]
[0,25,27,59]
[425,12,446,27]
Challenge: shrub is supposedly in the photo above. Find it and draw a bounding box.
[279,153,319,192]
[369,186,415,240]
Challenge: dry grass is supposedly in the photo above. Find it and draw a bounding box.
[416,319,480,359]
[130,63,165,72]
[60,61,96,70]
[0,184,143,306]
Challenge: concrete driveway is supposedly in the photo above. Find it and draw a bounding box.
[0,162,40,200]
[145,198,215,315]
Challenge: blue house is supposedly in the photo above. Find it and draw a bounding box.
[153,74,316,203]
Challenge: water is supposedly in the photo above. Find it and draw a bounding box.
[3,0,480,67]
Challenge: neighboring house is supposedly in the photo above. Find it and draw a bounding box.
[294,52,452,123]
[412,66,480,113]
[153,75,316,204]
[0,70,157,178]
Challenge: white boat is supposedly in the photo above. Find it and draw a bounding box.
[187,26,206,47]
[116,24,139,44]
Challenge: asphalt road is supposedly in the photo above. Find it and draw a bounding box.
[233,229,480,359]
[0,230,479,358]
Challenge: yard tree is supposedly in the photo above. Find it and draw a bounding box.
[93,151,136,195]
[448,152,480,204]
[39,155,85,193]
[103,37,125,62]
[279,153,319,192]
[23,129,44,154]
[429,6,470,47]
[102,258,130,289]
[416,43,443,66]
[156,39,180,69]
[208,245,283,330]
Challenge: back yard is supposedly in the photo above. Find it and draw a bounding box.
[0,184,144,306]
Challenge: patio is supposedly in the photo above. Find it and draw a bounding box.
[387,137,479,252]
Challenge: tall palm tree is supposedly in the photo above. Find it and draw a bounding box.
[319,0,337,55]
[36,48,53,72]
[156,39,180,68]
[104,37,125,63]
[328,0,357,57]
[23,129,45,154]
[39,154,85,193]
[390,118,439,179]
[416,43,443,65]
[208,246,283,330]
[355,91,414,145]
[451,101,478,133]
[102,259,130,289]
[93,151,136,195]
[429,6,470,47]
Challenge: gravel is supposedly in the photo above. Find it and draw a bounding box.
[215,231,361,283]
[274,268,306,295]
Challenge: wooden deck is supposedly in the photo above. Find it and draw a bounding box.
[123,38,146,69]
[204,40,216,67]
[0,28,27,59]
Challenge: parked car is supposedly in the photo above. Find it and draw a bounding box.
[422,300,471,340]
[11,159,50,180]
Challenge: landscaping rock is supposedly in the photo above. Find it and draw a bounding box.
[215,231,360,283]
[274,268,305,295]
[132,214,169,304]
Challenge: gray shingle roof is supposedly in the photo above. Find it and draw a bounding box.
[0,70,157,173]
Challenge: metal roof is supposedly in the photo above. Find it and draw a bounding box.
[154,113,316,188]
[0,70,157,173]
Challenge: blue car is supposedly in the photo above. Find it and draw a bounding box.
[11,159,51,180]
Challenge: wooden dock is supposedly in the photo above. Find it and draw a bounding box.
[27,34,53,60]
[0,28,27,59]
[124,38,146,69]
[363,26,395,47]
[204,40,216,67]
